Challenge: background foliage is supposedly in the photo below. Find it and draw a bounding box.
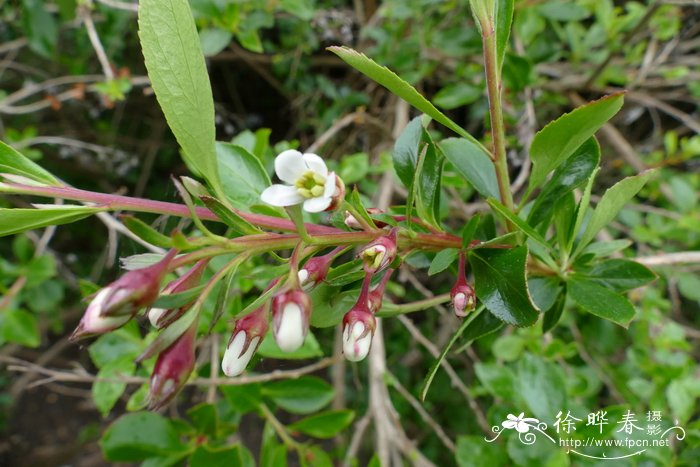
[1,0,699,466]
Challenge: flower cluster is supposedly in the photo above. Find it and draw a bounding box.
[68,149,478,410]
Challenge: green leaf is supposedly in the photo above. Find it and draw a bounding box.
[568,277,636,327]
[21,0,58,58]
[190,445,248,467]
[256,331,323,360]
[187,403,219,438]
[150,285,205,310]
[487,198,551,252]
[569,166,599,253]
[574,170,655,256]
[327,46,486,150]
[0,206,105,237]
[516,353,567,422]
[0,140,59,185]
[138,0,222,195]
[433,83,482,110]
[280,0,315,21]
[528,276,562,313]
[428,248,459,276]
[200,196,262,235]
[474,362,516,400]
[440,138,499,199]
[392,117,423,189]
[262,376,334,414]
[527,138,600,227]
[542,287,566,333]
[289,410,355,439]
[461,214,480,248]
[495,0,514,70]
[528,93,624,191]
[100,412,188,461]
[456,435,507,467]
[416,138,444,227]
[469,246,540,326]
[93,356,136,417]
[217,143,272,211]
[454,308,504,352]
[199,28,232,56]
[0,309,40,347]
[121,215,173,248]
[309,285,358,328]
[575,259,656,292]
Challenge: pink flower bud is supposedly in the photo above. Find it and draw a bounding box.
[342,305,376,362]
[368,270,394,313]
[69,287,131,341]
[148,259,208,328]
[148,323,196,410]
[360,229,397,274]
[297,246,344,288]
[451,253,475,318]
[271,289,311,353]
[345,208,386,230]
[222,306,269,377]
[99,249,177,318]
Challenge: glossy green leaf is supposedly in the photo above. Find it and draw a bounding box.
[93,356,135,417]
[200,196,262,235]
[574,170,655,256]
[262,376,334,414]
[138,0,222,195]
[100,412,188,461]
[461,214,480,248]
[440,137,499,199]
[0,309,40,347]
[528,276,562,313]
[517,353,567,422]
[121,215,173,248]
[428,248,459,276]
[217,143,272,211]
[568,277,636,327]
[309,285,358,327]
[575,259,656,292]
[495,0,514,70]
[0,206,104,237]
[569,166,599,253]
[0,140,59,185]
[487,198,551,252]
[392,116,423,189]
[416,138,444,227]
[469,246,540,326]
[528,93,623,191]
[527,138,600,227]
[289,410,355,439]
[327,46,485,150]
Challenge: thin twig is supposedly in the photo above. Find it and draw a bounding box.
[80,2,115,80]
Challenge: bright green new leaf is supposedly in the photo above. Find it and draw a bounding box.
[289,410,355,439]
[428,248,459,276]
[440,137,499,199]
[568,277,636,327]
[0,140,59,186]
[392,116,423,189]
[121,215,173,248]
[328,46,487,152]
[574,169,655,256]
[469,246,540,326]
[496,0,515,70]
[217,143,272,211]
[0,205,105,237]
[100,412,188,461]
[138,0,223,196]
[528,93,624,191]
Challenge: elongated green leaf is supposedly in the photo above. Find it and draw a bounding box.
[487,198,551,252]
[495,0,514,70]
[421,308,483,400]
[0,140,59,186]
[150,285,205,310]
[328,46,486,151]
[469,246,539,326]
[138,0,222,195]
[542,286,566,332]
[0,206,104,237]
[440,137,499,199]
[392,116,423,189]
[574,169,655,256]
[428,248,459,276]
[528,138,600,227]
[528,93,624,191]
[568,277,636,327]
[575,259,656,292]
[200,195,262,235]
[569,167,599,253]
[461,214,480,248]
[262,376,334,414]
[289,410,355,439]
[121,215,173,248]
[416,138,444,227]
[217,143,272,211]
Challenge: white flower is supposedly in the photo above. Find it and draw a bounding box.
[502,413,539,433]
[221,331,260,377]
[260,149,338,213]
[342,321,373,362]
[274,302,306,352]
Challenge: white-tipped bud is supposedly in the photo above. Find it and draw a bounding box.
[298,268,310,286]
[70,287,131,341]
[342,321,373,362]
[222,331,260,377]
[275,302,305,352]
[148,308,166,328]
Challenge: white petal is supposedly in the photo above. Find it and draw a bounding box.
[303,196,332,213]
[323,172,337,198]
[298,269,310,285]
[148,308,166,327]
[343,322,372,362]
[275,150,307,184]
[302,153,328,177]
[222,332,259,377]
[515,422,530,433]
[84,289,130,332]
[275,303,305,352]
[261,184,304,207]
[502,420,517,429]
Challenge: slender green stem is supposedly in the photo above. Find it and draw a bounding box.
[481,20,515,220]
[259,403,303,451]
[377,293,451,317]
[285,205,315,244]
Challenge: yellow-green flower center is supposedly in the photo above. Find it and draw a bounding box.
[295,170,327,199]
